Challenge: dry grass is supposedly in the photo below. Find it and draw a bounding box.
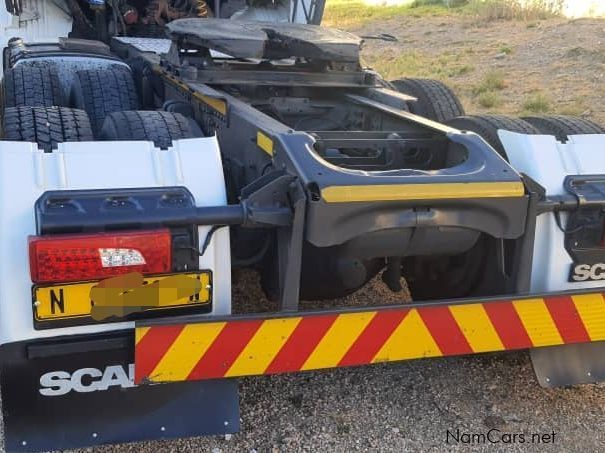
[556,98,591,117]
[472,70,507,95]
[323,0,451,28]
[323,0,566,28]
[362,49,475,81]
[465,0,564,20]
[327,1,604,125]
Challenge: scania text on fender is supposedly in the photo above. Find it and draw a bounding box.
[570,263,605,282]
[39,364,135,396]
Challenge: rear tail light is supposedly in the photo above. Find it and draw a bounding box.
[29,229,172,284]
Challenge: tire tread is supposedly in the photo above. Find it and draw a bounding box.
[2,65,64,108]
[100,110,200,149]
[391,78,465,122]
[446,114,540,157]
[72,67,140,132]
[3,106,94,152]
[522,115,605,141]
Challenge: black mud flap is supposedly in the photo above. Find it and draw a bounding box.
[0,331,239,452]
[530,341,605,388]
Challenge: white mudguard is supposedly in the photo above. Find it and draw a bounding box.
[0,137,231,346]
[500,131,605,293]
[501,131,605,388]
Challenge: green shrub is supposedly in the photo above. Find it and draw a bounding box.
[412,0,446,5]
[522,92,552,113]
[477,92,501,108]
[473,71,506,95]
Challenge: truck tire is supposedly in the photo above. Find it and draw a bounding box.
[446,115,540,158]
[71,67,140,133]
[408,115,539,300]
[2,106,94,152]
[100,110,202,149]
[390,78,464,122]
[522,115,605,142]
[2,65,65,108]
[403,235,487,301]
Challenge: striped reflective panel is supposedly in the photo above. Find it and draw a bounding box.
[135,292,605,384]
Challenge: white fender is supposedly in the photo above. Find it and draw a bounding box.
[499,131,605,293]
[0,137,231,345]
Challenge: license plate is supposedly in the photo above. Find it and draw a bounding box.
[33,272,212,328]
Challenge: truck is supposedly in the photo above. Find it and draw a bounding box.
[1,0,605,450]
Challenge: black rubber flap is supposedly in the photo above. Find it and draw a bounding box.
[1,332,239,452]
[530,341,605,388]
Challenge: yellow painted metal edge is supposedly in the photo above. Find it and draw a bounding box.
[156,67,227,116]
[194,93,227,116]
[321,181,525,203]
[257,131,274,156]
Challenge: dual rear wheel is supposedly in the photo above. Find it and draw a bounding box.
[1,65,201,151]
[391,78,605,299]
[390,77,605,149]
[447,114,605,158]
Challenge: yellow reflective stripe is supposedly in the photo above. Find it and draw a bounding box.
[135,326,150,345]
[449,304,504,353]
[193,93,227,116]
[301,312,375,370]
[373,309,441,362]
[321,182,525,203]
[155,66,227,116]
[513,299,563,347]
[226,318,302,377]
[572,294,605,341]
[257,131,274,156]
[150,323,225,382]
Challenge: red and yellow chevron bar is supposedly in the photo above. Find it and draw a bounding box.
[135,292,605,384]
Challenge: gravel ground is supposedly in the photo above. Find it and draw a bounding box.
[3,353,605,452]
[60,352,605,452]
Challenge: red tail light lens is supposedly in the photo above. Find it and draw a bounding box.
[29,229,172,284]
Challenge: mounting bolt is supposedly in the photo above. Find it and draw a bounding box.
[587,372,592,377]
[33,300,41,307]
[206,284,212,290]
[545,377,550,383]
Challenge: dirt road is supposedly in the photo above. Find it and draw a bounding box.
[79,351,605,452]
